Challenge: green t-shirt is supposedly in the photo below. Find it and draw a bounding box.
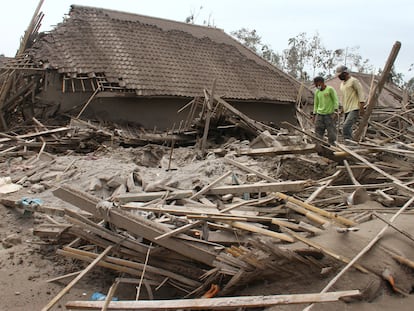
[313,85,339,115]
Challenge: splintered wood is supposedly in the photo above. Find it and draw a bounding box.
[1,89,414,310]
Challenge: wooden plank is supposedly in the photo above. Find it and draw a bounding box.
[190,171,232,200]
[208,180,310,195]
[306,170,342,203]
[0,127,70,143]
[114,190,193,203]
[238,144,316,156]
[60,247,201,288]
[154,220,203,241]
[53,186,218,266]
[337,143,414,196]
[64,208,150,255]
[65,290,360,310]
[214,95,277,135]
[223,157,278,182]
[229,221,294,243]
[42,245,113,311]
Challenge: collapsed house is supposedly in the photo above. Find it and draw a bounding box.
[327,72,411,109]
[2,4,414,311]
[0,5,312,133]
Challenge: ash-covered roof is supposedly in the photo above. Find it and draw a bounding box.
[327,72,410,108]
[30,5,302,102]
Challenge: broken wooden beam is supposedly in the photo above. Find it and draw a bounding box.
[274,192,356,227]
[113,190,194,204]
[208,180,311,195]
[190,171,232,200]
[0,127,70,143]
[65,290,360,310]
[53,186,218,266]
[223,157,278,182]
[229,221,294,243]
[238,144,316,156]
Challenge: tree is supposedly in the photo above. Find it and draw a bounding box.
[231,28,281,67]
[231,28,262,53]
[404,64,414,95]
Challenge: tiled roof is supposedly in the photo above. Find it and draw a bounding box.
[31,5,301,102]
[327,72,409,108]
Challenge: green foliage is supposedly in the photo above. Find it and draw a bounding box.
[231,29,384,81]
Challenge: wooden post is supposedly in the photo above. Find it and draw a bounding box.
[76,87,100,118]
[354,41,401,141]
[201,79,216,155]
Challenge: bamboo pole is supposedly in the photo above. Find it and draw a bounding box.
[274,192,356,227]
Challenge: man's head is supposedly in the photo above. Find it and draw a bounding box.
[313,76,325,90]
[336,65,349,81]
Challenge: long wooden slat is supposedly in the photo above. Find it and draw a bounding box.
[60,247,200,288]
[223,157,278,182]
[53,186,218,266]
[114,190,193,204]
[65,290,360,310]
[190,171,232,199]
[238,144,316,156]
[336,143,414,197]
[42,245,113,311]
[208,180,310,195]
[0,127,70,143]
[229,221,294,243]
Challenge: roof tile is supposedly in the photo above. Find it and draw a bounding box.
[30,5,302,102]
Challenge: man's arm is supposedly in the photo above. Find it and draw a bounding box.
[313,91,319,114]
[330,87,339,111]
[353,79,365,109]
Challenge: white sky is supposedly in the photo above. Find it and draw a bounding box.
[1,0,413,80]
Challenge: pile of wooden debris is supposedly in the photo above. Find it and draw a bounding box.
[1,92,414,310]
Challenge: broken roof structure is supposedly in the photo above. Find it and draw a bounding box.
[32,5,301,101]
[327,72,412,109]
[0,5,312,131]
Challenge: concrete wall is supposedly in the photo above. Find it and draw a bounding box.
[40,72,297,130]
[82,97,297,130]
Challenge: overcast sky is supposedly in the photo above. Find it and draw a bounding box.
[1,0,413,80]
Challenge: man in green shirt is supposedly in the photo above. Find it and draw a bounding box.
[336,65,365,141]
[313,76,339,145]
